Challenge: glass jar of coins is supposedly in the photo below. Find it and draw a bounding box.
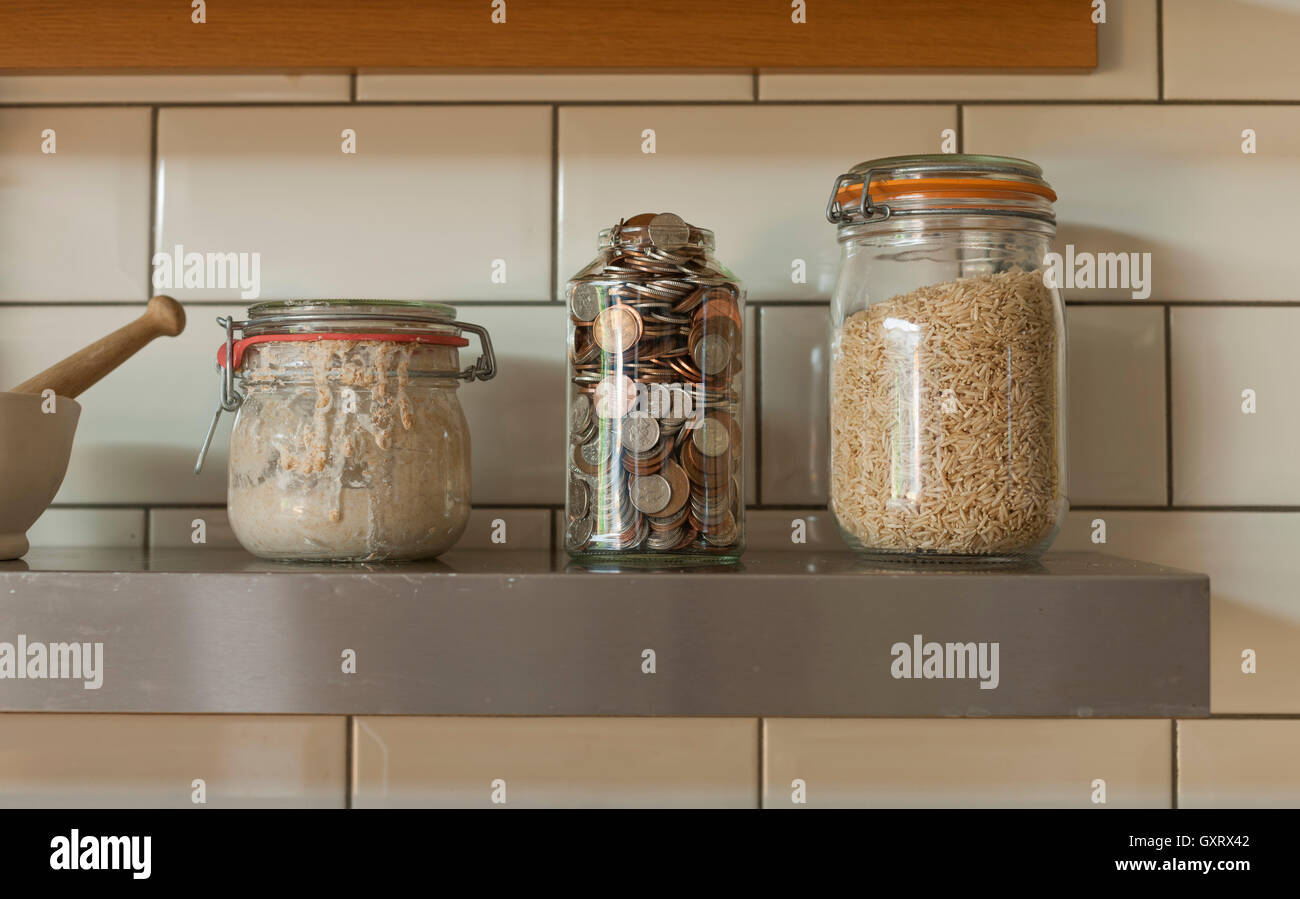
[564,213,745,562]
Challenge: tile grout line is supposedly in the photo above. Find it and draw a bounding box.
[1171,718,1179,809]
[956,103,964,153]
[145,106,158,296]
[349,71,358,103]
[1164,305,1174,507]
[550,104,559,302]
[12,99,1300,109]
[752,69,759,102]
[757,718,765,809]
[344,715,354,809]
[1156,0,1166,102]
[753,308,763,506]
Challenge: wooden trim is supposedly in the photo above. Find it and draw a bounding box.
[0,1,1096,71]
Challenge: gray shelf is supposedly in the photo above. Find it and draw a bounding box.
[0,549,1209,717]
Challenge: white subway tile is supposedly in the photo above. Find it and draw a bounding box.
[1165,0,1300,100]
[0,714,346,808]
[964,105,1300,302]
[558,105,955,302]
[456,305,567,505]
[1170,307,1300,505]
[26,508,145,549]
[353,717,759,808]
[745,509,840,551]
[760,0,1156,101]
[1179,720,1300,808]
[763,718,1171,808]
[157,106,552,302]
[1067,305,1166,506]
[0,74,350,104]
[0,304,242,505]
[148,507,236,549]
[358,70,753,101]
[1054,510,1300,713]
[758,305,828,505]
[0,108,150,302]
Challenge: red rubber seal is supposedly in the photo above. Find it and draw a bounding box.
[217,332,469,370]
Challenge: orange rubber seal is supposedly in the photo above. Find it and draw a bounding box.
[217,332,469,370]
[836,177,1058,206]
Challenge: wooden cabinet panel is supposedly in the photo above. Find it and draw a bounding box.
[0,1,1096,71]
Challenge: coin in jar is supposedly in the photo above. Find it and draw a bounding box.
[692,332,733,376]
[593,373,638,419]
[570,282,604,323]
[691,416,731,458]
[629,474,672,515]
[647,212,690,250]
[593,305,642,353]
[569,393,593,437]
[567,515,594,548]
[703,511,739,547]
[657,460,692,517]
[567,477,591,519]
[621,416,660,454]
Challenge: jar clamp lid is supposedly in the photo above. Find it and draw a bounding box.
[194,300,498,474]
[826,154,1057,227]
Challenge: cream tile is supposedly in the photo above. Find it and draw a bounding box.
[965,105,1300,301]
[763,718,1171,809]
[358,70,753,101]
[457,305,567,505]
[1178,720,1300,808]
[148,507,237,549]
[1165,0,1300,100]
[760,0,1156,101]
[1054,511,1300,713]
[558,105,956,302]
[1067,305,1166,505]
[26,508,145,548]
[743,304,757,501]
[0,108,150,302]
[157,106,551,302]
[352,717,759,808]
[758,305,828,505]
[0,74,350,103]
[149,506,552,550]
[745,509,840,551]
[0,714,346,809]
[1170,307,1300,505]
[0,304,243,505]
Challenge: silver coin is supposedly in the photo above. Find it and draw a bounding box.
[693,332,732,376]
[580,436,615,467]
[569,393,593,438]
[567,477,590,519]
[567,516,593,548]
[570,282,603,322]
[692,416,730,457]
[647,213,690,250]
[621,416,660,454]
[629,474,671,515]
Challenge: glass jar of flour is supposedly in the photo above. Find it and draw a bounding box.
[196,300,496,562]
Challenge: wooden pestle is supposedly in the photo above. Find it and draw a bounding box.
[10,295,186,398]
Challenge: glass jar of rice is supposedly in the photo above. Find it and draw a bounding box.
[825,155,1066,562]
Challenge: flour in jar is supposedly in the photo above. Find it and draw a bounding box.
[227,339,470,561]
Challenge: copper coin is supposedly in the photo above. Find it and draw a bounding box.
[593,305,642,353]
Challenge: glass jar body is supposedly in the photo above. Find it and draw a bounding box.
[564,234,745,563]
[227,340,470,562]
[829,216,1067,562]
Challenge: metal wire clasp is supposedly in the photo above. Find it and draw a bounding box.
[825,169,891,225]
[194,315,243,475]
